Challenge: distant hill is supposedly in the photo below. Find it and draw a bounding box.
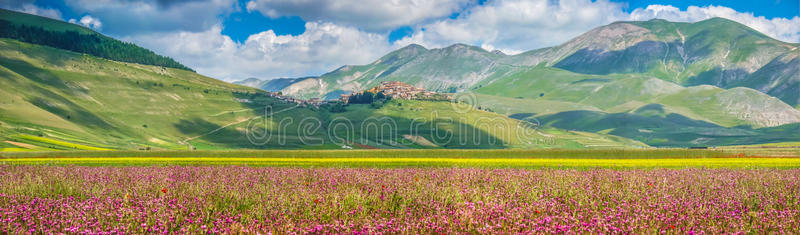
[0,9,193,71]
[234,77,316,93]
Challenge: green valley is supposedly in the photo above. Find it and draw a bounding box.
[235,17,800,148]
[2,8,800,150]
[0,25,642,150]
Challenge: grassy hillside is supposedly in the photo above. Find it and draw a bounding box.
[0,38,276,150]
[327,99,647,149]
[534,110,800,148]
[0,37,646,150]
[473,66,800,147]
[475,66,800,128]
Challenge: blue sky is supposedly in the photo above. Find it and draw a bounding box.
[2,0,799,81]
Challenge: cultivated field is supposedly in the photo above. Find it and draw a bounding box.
[1,149,799,233]
[2,149,799,168]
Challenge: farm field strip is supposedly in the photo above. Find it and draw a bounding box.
[2,148,794,159]
[3,157,800,168]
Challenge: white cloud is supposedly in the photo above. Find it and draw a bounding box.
[128,22,394,81]
[393,0,629,54]
[245,0,472,31]
[71,15,103,29]
[64,0,238,36]
[630,5,800,43]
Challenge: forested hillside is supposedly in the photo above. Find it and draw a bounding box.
[0,9,192,71]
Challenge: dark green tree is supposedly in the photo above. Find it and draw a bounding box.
[0,19,194,71]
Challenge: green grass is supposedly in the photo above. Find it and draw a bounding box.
[0,147,34,152]
[0,38,646,150]
[475,66,798,128]
[0,37,286,150]
[14,134,111,151]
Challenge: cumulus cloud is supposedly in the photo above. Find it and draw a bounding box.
[393,0,629,54]
[63,0,238,36]
[394,0,594,53]
[128,22,394,81]
[245,0,472,31]
[69,15,103,29]
[0,1,63,20]
[630,5,800,43]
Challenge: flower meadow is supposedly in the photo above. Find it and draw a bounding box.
[1,166,799,234]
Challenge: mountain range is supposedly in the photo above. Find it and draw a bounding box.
[247,18,799,107]
[237,17,800,147]
[1,8,799,150]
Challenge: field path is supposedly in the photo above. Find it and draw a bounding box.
[208,107,264,117]
[3,140,36,149]
[179,104,302,146]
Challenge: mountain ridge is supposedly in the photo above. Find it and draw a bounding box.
[245,17,798,106]
[231,17,800,148]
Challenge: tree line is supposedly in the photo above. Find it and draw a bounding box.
[0,19,193,71]
[348,91,389,104]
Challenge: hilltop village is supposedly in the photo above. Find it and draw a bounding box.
[254,81,452,107]
[341,81,452,104]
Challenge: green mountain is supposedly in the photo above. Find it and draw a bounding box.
[0,9,648,151]
[235,17,800,147]
[257,18,799,106]
[549,18,800,106]
[243,43,528,99]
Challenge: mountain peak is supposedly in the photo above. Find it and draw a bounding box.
[399,43,427,51]
[390,43,428,55]
[444,43,480,50]
[699,17,739,24]
[436,43,491,54]
[691,17,756,30]
[372,43,428,65]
